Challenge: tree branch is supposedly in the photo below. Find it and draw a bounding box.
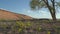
[43,0,54,19]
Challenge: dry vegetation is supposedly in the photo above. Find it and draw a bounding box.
[0,20,60,34]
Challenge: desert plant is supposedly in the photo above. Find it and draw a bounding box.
[36,26,42,32]
[47,31,50,34]
[13,21,32,34]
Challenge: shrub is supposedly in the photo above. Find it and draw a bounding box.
[15,21,32,33]
[36,27,42,32]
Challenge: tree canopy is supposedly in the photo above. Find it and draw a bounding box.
[30,0,60,21]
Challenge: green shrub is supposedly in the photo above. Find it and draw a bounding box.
[36,27,42,32]
[47,31,50,34]
[15,21,32,33]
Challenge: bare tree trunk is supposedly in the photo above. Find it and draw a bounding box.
[52,0,56,22]
[51,12,56,23]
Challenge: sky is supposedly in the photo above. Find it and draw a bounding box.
[0,0,60,19]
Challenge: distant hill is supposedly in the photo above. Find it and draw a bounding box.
[0,9,32,20]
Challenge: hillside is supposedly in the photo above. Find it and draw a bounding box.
[0,9,32,20]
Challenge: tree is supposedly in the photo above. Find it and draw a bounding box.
[30,0,60,22]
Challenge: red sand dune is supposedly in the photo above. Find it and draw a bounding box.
[0,9,32,20]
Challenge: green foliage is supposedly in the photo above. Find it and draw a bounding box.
[30,0,60,10]
[16,21,25,28]
[47,31,50,34]
[11,21,60,34]
[30,0,46,10]
[15,21,32,32]
[18,28,23,32]
[26,21,31,27]
[36,27,42,32]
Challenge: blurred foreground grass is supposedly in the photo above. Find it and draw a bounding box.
[0,19,60,34]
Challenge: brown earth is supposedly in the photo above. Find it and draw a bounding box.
[0,9,32,20]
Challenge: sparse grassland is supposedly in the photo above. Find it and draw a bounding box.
[0,19,60,34]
